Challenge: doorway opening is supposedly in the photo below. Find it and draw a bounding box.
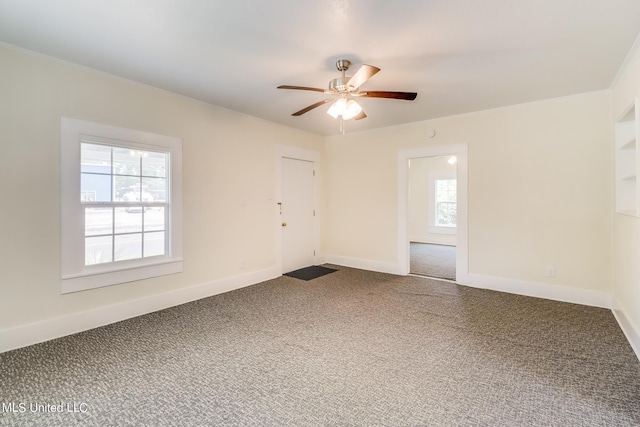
[408,156,457,280]
[397,144,468,281]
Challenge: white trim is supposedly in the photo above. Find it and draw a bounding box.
[0,267,279,354]
[61,260,183,293]
[458,272,612,309]
[275,145,321,274]
[324,254,402,275]
[60,117,183,293]
[327,252,613,310]
[6,261,636,362]
[398,144,468,278]
[410,235,457,246]
[612,306,640,362]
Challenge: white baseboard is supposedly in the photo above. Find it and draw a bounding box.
[612,304,640,362]
[457,273,612,309]
[5,261,637,363]
[324,254,402,275]
[0,267,280,354]
[410,236,457,246]
[326,255,612,309]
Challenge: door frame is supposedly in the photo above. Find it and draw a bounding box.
[275,145,321,274]
[397,144,468,279]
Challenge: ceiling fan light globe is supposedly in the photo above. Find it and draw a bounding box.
[342,99,363,120]
[327,98,347,118]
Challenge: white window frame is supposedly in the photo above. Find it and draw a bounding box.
[61,118,183,294]
[434,178,457,228]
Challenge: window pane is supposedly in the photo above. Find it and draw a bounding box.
[448,181,457,201]
[85,207,112,236]
[436,179,456,203]
[113,147,141,176]
[144,231,165,257]
[85,236,113,265]
[81,143,111,173]
[81,173,111,202]
[81,190,96,202]
[142,177,166,202]
[115,176,141,201]
[142,151,168,177]
[436,180,448,201]
[115,207,142,233]
[114,233,142,261]
[437,202,457,226]
[144,207,165,232]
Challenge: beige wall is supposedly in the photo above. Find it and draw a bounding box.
[612,43,640,338]
[0,44,323,331]
[324,91,612,293]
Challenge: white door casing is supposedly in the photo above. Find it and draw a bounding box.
[398,144,468,279]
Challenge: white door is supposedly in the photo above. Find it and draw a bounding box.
[281,157,315,273]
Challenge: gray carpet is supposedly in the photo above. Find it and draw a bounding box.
[1,266,639,426]
[410,242,456,280]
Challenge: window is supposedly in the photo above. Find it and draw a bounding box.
[435,179,457,227]
[61,118,183,293]
[81,144,169,265]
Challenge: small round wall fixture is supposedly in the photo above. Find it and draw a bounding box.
[427,129,436,138]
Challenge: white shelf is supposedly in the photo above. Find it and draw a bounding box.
[615,98,640,216]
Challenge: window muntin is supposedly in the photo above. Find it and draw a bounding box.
[435,179,457,227]
[61,117,183,294]
[81,143,169,266]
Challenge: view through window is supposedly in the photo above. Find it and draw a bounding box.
[81,143,169,265]
[435,178,457,226]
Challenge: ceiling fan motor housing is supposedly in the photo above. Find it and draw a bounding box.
[329,77,354,93]
[331,59,354,92]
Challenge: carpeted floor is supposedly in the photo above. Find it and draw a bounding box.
[1,266,639,426]
[410,242,456,280]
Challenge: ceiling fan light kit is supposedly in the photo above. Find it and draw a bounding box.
[327,97,363,120]
[278,59,417,133]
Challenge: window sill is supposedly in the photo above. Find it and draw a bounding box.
[428,225,457,235]
[61,259,183,294]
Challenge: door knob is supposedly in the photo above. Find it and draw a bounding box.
[282,222,287,227]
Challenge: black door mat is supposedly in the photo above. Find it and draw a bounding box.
[284,265,337,281]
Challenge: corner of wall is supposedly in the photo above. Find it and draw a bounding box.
[611,302,640,361]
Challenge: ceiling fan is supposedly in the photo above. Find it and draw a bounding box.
[278,59,417,132]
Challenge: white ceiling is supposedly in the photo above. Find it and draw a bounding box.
[1,0,640,136]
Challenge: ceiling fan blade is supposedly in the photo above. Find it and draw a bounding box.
[292,99,332,116]
[361,91,417,100]
[354,110,367,120]
[346,64,381,90]
[278,85,326,93]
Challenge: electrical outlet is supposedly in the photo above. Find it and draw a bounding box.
[545,267,556,278]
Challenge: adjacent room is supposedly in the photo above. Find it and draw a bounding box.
[1,1,640,425]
